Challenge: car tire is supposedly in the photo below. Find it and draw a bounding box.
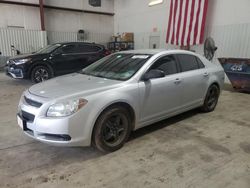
[200,84,220,112]
[92,106,132,152]
[31,65,52,83]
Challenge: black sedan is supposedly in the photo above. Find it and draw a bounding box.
[5,42,109,83]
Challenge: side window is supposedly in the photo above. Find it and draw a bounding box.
[60,45,77,54]
[150,55,178,76]
[77,44,101,53]
[177,54,199,72]
[89,46,101,52]
[196,57,205,68]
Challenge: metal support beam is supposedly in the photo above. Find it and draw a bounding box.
[39,0,45,31]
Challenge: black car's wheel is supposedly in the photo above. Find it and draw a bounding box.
[93,106,132,152]
[31,66,52,83]
[201,84,220,112]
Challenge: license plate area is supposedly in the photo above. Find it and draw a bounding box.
[17,115,28,131]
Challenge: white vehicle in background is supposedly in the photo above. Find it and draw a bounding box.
[17,49,225,152]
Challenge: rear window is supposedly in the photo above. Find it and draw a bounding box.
[196,57,205,68]
[177,54,200,72]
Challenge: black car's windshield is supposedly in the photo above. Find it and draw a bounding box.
[35,44,61,54]
[81,53,152,81]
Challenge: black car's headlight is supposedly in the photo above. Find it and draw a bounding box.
[46,99,88,117]
[14,58,31,65]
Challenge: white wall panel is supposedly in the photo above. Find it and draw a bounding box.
[44,0,114,13]
[0,28,46,56]
[0,0,114,33]
[47,31,78,44]
[192,23,250,60]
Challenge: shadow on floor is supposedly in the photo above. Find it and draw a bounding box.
[129,109,200,141]
[223,83,250,94]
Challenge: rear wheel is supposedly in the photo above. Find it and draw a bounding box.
[92,106,131,152]
[31,66,52,83]
[201,84,220,112]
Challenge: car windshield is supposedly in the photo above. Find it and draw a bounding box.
[35,44,61,54]
[81,53,152,81]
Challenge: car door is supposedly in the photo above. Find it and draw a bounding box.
[138,55,182,125]
[51,44,82,75]
[175,54,208,108]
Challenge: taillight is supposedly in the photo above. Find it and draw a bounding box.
[104,49,111,56]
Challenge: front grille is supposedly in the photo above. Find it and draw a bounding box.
[24,96,42,108]
[21,110,35,122]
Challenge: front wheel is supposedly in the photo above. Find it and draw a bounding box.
[31,66,52,83]
[200,84,220,112]
[92,106,132,152]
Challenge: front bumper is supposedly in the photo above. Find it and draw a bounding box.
[17,112,86,147]
[5,66,24,78]
[17,92,93,147]
[5,59,30,79]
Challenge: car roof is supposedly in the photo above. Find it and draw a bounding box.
[118,49,198,56]
[118,49,165,55]
[52,42,103,46]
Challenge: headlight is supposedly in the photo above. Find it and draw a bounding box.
[47,99,88,117]
[14,58,31,65]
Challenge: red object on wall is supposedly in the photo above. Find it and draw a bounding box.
[39,0,45,31]
[166,0,209,46]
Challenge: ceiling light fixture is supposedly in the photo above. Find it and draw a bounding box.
[149,0,163,6]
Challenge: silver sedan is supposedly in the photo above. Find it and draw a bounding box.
[17,49,225,152]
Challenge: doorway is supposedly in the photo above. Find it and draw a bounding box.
[149,36,160,49]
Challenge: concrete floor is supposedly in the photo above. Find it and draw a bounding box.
[0,73,250,188]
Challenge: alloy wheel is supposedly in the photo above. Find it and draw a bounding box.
[34,68,49,82]
[207,86,219,109]
[101,113,128,147]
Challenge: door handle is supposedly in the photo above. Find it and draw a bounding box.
[203,72,209,77]
[174,78,181,84]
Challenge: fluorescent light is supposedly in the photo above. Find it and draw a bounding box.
[149,0,163,6]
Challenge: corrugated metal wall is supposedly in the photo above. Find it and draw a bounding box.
[209,23,250,58]
[47,31,111,47]
[1,24,249,58]
[0,28,111,57]
[132,23,250,60]
[47,31,78,44]
[0,28,46,56]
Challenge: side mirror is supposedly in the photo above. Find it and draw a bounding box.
[0,51,2,55]
[142,69,165,81]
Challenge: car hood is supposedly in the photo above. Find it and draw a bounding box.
[9,53,48,60]
[28,73,123,99]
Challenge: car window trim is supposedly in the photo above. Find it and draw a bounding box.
[59,44,103,55]
[77,44,103,53]
[175,53,201,73]
[59,44,77,54]
[139,54,180,81]
[62,51,99,56]
[195,56,206,69]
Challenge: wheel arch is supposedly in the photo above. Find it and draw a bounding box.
[210,82,220,90]
[28,61,54,78]
[90,101,136,144]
